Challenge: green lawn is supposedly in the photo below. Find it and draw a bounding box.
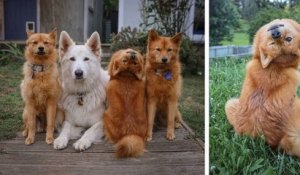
[0,59,204,141]
[221,32,250,46]
[210,58,300,174]
[180,75,204,139]
[0,59,23,140]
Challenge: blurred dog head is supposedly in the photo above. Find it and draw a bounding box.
[25,28,57,62]
[147,30,182,67]
[108,49,144,80]
[253,19,300,68]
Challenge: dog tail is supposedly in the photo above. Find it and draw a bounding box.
[116,135,145,158]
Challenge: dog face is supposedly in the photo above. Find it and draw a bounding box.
[254,19,300,68]
[147,30,182,66]
[108,49,144,80]
[59,31,102,80]
[25,28,57,61]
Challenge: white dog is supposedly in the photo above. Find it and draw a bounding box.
[53,31,109,151]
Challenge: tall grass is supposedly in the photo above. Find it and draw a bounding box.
[210,57,300,174]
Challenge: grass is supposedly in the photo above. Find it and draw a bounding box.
[221,32,250,46]
[0,59,24,140]
[221,19,250,46]
[180,75,204,139]
[0,58,204,141]
[210,57,300,174]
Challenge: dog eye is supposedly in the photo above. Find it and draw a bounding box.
[84,57,89,61]
[70,57,75,61]
[44,41,49,45]
[155,48,161,52]
[285,37,293,42]
[33,41,38,45]
[167,48,173,52]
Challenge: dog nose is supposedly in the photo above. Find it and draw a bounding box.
[271,30,281,39]
[75,69,83,78]
[38,47,44,52]
[162,57,168,63]
[127,51,136,60]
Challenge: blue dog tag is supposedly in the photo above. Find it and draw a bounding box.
[164,71,172,80]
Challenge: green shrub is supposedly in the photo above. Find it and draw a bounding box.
[0,43,23,66]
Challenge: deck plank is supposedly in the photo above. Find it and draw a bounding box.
[0,123,204,175]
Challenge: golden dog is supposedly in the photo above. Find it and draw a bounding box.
[225,19,300,156]
[104,49,147,157]
[145,30,183,141]
[21,29,61,145]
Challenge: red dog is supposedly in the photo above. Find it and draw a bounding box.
[103,49,147,158]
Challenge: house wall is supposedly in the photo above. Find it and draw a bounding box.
[118,0,141,31]
[40,0,84,42]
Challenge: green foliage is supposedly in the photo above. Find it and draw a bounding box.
[210,57,300,174]
[139,0,194,36]
[210,0,241,46]
[0,43,23,66]
[110,27,148,54]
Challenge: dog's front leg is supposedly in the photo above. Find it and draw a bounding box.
[23,104,37,145]
[53,121,71,149]
[146,99,157,142]
[166,101,177,140]
[45,99,57,144]
[73,122,103,151]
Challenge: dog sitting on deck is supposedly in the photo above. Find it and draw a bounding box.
[103,49,147,158]
[145,30,183,141]
[21,28,61,145]
[225,19,300,157]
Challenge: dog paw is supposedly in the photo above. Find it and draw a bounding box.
[25,137,35,145]
[175,122,182,129]
[166,132,175,140]
[46,136,54,144]
[73,139,92,151]
[22,130,28,137]
[145,135,152,142]
[53,137,68,150]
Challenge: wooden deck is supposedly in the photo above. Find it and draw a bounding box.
[0,122,204,175]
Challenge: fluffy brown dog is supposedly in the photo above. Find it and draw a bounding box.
[145,30,183,141]
[103,49,147,158]
[21,29,61,145]
[225,19,300,157]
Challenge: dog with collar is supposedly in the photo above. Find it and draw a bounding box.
[53,31,109,151]
[145,30,183,141]
[21,28,61,145]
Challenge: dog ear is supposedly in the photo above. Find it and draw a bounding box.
[49,28,57,41]
[86,32,101,57]
[259,48,272,68]
[148,29,159,43]
[108,58,120,77]
[171,32,183,45]
[59,31,75,59]
[27,30,34,38]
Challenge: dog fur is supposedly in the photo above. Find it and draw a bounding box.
[53,31,109,151]
[104,49,147,158]
[21,28,61,145]
[225,19,300,157]
[145,30,183,141]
